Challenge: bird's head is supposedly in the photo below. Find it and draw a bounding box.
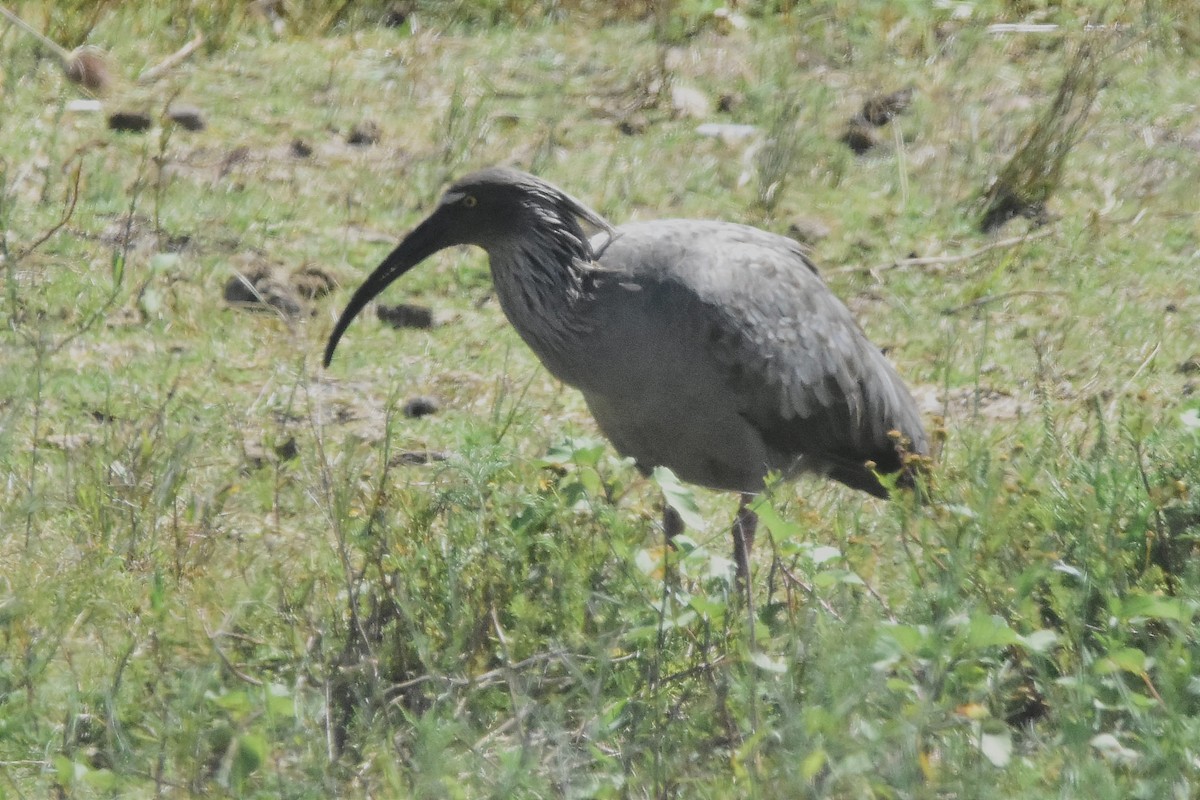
[323,167,613,367]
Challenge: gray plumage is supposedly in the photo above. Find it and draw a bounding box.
[324,167,928,577]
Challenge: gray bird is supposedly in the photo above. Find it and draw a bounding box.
[324,167,927,584]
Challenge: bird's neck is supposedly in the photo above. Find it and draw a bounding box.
[488,236,595,362]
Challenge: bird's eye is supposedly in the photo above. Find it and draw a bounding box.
[462,195,477,208]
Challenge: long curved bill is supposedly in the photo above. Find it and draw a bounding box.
[323,212,449,367]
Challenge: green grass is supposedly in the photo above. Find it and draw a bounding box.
[2,1,1199,797]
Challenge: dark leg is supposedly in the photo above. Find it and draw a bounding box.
[732,493,757,590]
[662,503,684,542]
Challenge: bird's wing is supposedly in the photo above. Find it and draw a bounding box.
[598,221,927,481]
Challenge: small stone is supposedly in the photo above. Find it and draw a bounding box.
[840,122,879,154]
[670,84,711,120]
[390,450,449,466]
[860,87,914,127]
[273,436,299,461]
[108,111,153,133]
[167,104,206,131]
[617,114,649,136]
[381,1,412,27]
[291,266,337,299]
[787,215,831,244]
[224,269,304,318]
[65,47,111,95]
[377,302,434,329]
[347,121,381,146]
[402,397,439,418]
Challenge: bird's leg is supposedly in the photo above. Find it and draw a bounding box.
[732,493,757,590]
[662,503,684,543]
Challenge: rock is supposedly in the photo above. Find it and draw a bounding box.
[670,84,711,120]
[224,268,304,318]
[402,397,439,418]
[787,215,831,244]
[291,266,337,299]
[347,121,381,146]
[108,111,153,133]
[390,450,449,466]
[717,92,744,114]
[840,121,879,154]
[167,104,206,131]
[377,302,434,329]
[381,1,412,27]
[860,87,914,127]
[274,436,299,461]
[696,122,758,143]
[65,47,111,95]
[617,114,649,136]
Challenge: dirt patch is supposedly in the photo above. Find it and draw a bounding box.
[911,384,1035,422]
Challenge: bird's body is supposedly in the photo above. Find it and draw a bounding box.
[324,167,928,582]
[490,217,926,496]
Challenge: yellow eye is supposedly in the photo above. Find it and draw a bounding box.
[462,195,477,208]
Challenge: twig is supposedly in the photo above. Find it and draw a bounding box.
[137,32,203,85]
[776,562,844,621]
[987,23,1061,34]
[1114,341,1160,400]
[16,159,83,261]
[830,229,1054,275]
[201,617,265,687]
[659,655,730,684]
[858,573,899,623]
[0,3,72,61]
[941,289,1068,315]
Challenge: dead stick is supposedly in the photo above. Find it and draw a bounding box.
[137,32,203,85]
[830,228,1054,275]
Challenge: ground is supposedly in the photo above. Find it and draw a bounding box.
[1,2,1199,797]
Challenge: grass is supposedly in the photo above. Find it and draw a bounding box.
[2,1,1199,797]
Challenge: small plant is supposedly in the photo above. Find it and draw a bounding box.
[978,36,1106,231]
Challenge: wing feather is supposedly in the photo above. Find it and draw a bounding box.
[598,220,927,488]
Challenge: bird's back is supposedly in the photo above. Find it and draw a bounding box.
[570,219,926,495]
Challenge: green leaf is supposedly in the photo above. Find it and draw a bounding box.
[749,496,803,542]
[964,614,1019,650]
[263,683,295,717]
[1095,647,1147,675]
[806,544,842,565]
[978,726,1012,767]
[211,689,253,715]
[81,767,118,791]
[800,748,828,781]
[884,624,929,654]
[54,755,79,786]
[1119,593,1191,623]
[1091,733,1140,764]
[541,437,606,468]
[1018,629,1058,654]
[652,467,706,530]
[749,651,788,674]
[231,732,267,784]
